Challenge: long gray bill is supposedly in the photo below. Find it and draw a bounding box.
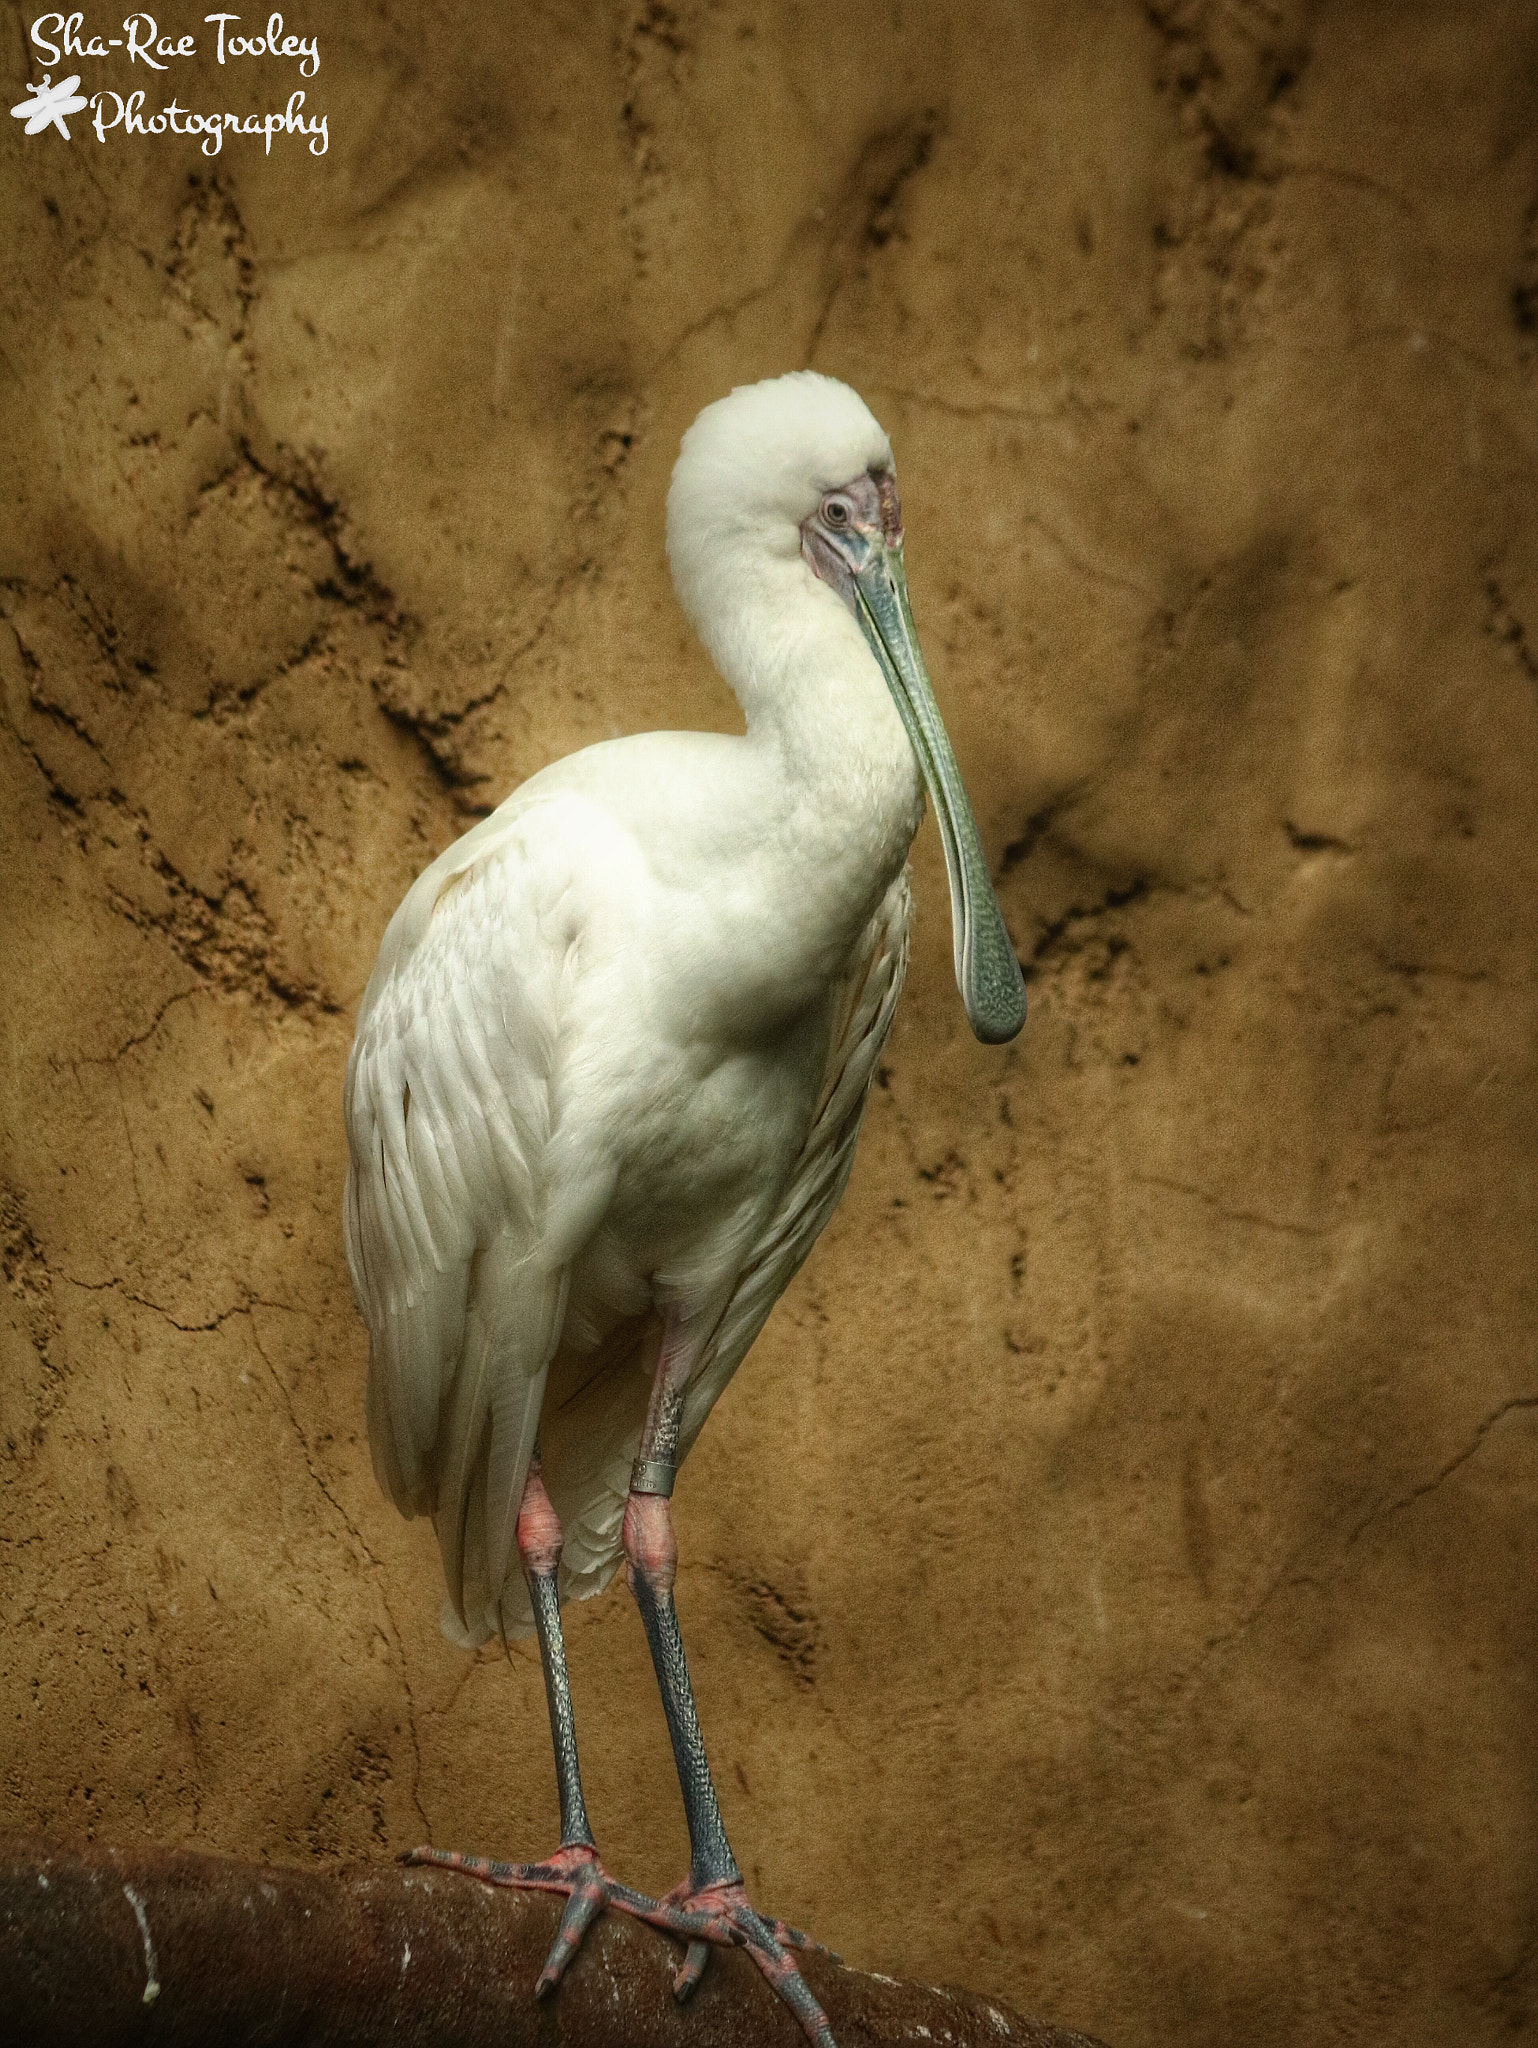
[851,545,1027,1044]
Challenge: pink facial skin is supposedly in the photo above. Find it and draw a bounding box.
[799,468,901,603]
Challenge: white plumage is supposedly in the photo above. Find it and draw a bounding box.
[343,370,1020,1651]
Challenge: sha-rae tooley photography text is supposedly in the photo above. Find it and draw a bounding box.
[20,11,327,155]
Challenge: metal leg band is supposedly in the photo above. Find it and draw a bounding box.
[630,1457,677,1498]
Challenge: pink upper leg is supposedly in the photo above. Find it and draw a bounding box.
[516,1461,564,1578]
[623,1491,677,1596]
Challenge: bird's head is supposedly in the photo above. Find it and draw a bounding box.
[667,371,1026,1046]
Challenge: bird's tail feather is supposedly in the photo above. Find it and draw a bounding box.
[434,1231,565,1639]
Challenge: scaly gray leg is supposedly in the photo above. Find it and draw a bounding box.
[519,1455,595,1856]
[402,1455,651,1996]
[406,1396,838,2045]
[621,1325,836,2047]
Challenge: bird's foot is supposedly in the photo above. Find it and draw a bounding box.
[398,1841,656,1998]
[634,1875,839,2047]
[399,1846,838,2045]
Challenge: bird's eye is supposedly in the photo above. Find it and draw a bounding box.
[823,497,849,527]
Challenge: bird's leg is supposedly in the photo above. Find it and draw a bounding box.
[623,1493,738,1888]
[618,1332,838,2048]
[401,1453,659,1998]
[403,1382,836,2043]
[625,1325,738,1892]
[518,1454,596,1855]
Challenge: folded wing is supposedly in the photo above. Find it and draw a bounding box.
[344,819,577,1639]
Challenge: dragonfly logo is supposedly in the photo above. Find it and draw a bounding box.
[10,72,88,137]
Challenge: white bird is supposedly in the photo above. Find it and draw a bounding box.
[343,371,1025,2045]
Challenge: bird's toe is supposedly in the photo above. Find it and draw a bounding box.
[637,1879,837,2047]
[536,1863,612,1995]
[671,1937,712,2002]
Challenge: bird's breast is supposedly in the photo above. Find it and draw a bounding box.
[556,940,833,1301]
[531,727,915,1307]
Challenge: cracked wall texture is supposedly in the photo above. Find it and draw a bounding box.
[2,3,1536,2044]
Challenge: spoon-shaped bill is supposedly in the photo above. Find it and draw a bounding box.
[851,547,1027,1044]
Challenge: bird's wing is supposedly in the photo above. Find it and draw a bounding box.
[679,866,913,1450]
[344,808,588,1640]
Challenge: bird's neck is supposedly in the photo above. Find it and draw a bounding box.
[715,567,924,1009]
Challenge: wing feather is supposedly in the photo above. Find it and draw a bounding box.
[344,822,579,1635]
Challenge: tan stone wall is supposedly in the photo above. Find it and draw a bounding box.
[2,4,1535,2043]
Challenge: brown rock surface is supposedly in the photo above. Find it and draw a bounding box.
[1,4,1534,2046]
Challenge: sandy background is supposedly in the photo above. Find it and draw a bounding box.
[3,2,1536,2043]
